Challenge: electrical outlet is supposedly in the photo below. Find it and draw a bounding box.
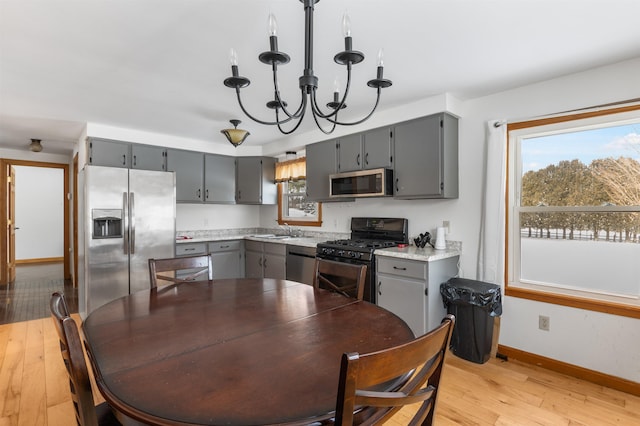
[443,220,450,234]
[539,315,550,331]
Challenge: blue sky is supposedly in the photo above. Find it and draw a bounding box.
[522,122,640,173]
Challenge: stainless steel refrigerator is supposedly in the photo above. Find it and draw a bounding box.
[78,165,176,317]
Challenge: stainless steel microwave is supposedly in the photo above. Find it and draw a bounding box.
[329,168,393,198]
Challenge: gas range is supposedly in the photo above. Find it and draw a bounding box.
[316,217,408,304]
[317,239,399,261]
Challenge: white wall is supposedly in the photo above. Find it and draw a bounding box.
[13,165,65,260]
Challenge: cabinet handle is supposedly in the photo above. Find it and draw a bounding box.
[378,281,382,295]
[197,189,201,199]
[395,178,399,192]
[365,152,369,165]
[185,248,196,251]
[258,258,262,267]
[425,288,429,296]
[122,154,126,165]
[393,266,407,271]
[357,153,360,166]
[263,258,267,269]
[133,155,137,167]
[206,189,209,200]
[220,245,230,249]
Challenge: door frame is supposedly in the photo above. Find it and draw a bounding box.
[0,159,70,283]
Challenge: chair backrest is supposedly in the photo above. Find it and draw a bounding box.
[334,314,455,426]
[148,254,213,288]
[313,258,367,300]
[50,292,100,426]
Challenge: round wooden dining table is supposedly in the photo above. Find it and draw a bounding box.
[82,278,414,426]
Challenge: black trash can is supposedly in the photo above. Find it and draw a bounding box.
[440,278,502,364]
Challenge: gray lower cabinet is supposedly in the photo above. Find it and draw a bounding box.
[236,157,277,204]
[245,241,286,279]
[167,149,204,203]
[393,113,458,199]
[305,140,338,201]
[376,255,458,336]
[204,154,235,203]
[175,242,208,280]
[209,240,243,278]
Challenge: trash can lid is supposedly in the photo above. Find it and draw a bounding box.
[440,277,502,316]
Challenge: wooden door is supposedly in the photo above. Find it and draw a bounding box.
[6,166,16,282]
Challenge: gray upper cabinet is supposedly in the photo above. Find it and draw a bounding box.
[236,157,277,205]
[337,134,363,172]
[305,139,338,201]
[363,127,393,170]
[336,128,393,172]
[166,149,204,203]
[88,138,167,171]
[393,113,458,199]
[87,138,130,168]
[131,144,166,171]
[204,154,235,204]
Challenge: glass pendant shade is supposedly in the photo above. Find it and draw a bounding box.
[220,120,250,147]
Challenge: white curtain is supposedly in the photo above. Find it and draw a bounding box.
[477,120,507,284]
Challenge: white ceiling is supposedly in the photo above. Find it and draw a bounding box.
[2,0,640,156]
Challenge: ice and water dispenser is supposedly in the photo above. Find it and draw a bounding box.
[92,209,123,239]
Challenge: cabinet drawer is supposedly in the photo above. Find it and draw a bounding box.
[176,243,207,256]
[264,242,286,256]
[209,240,241,252]
[377,257,426,280]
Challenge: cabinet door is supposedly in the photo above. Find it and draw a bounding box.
[211,251,241,279]
[393,114,442,198]
[263,253,286,279]
[88,139,130,168]
[337,134,363,172]
[131,144,166,171]
[204,154,235,204]
[245,250,263,278]
[167,149,204,203]
[377,275,427,336]
[363,127,393,169]
[236,157,262,204]
[305,140,337,201]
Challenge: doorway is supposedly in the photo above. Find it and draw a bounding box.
[0,159,70,284]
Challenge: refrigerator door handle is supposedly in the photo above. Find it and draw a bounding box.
[130,192,136,254]
[123,192,129,255]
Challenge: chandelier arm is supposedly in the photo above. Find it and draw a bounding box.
[271,65,306,119]
[275,96,309,135]
[310,62,354,120]
[325,88,383,126]
[235,89,294,126]
[309,90,339,134]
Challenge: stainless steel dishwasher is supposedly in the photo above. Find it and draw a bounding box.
[286,244,317,285]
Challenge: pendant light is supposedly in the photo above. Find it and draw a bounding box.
[220,119,250,147]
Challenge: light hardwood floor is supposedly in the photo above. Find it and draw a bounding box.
[1,316,639,426]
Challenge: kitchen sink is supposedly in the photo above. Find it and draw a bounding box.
[252,234,292,240]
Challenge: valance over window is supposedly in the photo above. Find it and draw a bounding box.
[275,157,306,182]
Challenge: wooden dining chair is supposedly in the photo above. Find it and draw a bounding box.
[148,254,213,288]
[50,292,121,426]
[313,258,367,300]
[334,314,455,426]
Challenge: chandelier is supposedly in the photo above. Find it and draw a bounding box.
[223,0,392,135]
